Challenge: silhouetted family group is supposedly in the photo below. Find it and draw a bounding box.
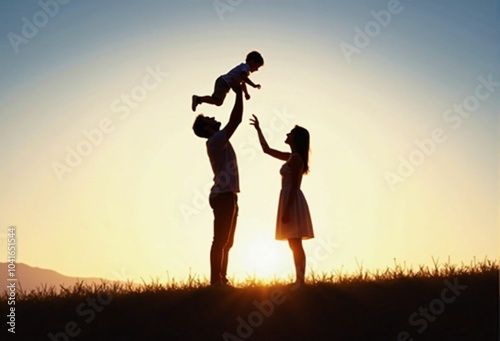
[192,51,314,287]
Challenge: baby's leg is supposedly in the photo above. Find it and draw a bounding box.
[198,95,223,106]
[192,94,222,111]
[192,77,228,110]
[209,77,229,106]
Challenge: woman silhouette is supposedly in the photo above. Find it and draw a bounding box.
[250,115,314,285]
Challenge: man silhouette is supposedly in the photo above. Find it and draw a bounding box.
[192,85,243,286]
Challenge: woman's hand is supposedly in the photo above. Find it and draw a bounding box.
[249,114,261,131]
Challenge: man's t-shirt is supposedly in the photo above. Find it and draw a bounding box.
[206,129,239,197]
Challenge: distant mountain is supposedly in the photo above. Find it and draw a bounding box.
[0,262,108,293]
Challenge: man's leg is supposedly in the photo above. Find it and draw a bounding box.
[221,194,238,284]
[209,193,234,285]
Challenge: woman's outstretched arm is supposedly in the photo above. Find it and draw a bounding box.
[250,114,290,161]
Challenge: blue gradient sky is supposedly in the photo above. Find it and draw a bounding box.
[0,0,498,283]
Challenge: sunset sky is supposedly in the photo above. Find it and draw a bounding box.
[0,0,498,284]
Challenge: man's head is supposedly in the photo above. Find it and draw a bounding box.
[246,51,264,73]
[192,114,221,138]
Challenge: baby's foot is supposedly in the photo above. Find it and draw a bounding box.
[191,95,199,112]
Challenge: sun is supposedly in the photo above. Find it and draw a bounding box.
[243,237,290,281]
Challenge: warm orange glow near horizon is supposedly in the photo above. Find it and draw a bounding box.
[0,1,498,286]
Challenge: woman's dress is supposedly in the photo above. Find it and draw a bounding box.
[275,154,314,240]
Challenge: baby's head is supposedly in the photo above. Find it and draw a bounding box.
[246,51,264,72]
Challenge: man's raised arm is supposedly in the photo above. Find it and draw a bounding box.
[224,85,243,140]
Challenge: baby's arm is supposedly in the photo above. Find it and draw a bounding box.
[244,77,261,89]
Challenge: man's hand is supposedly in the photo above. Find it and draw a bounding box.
[245,93,251,100]
[255,84,261,89]
[231,83,242,93]
[224,82,244,140]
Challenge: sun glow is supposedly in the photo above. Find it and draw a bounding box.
[243,237,291,281]
[1,1,497,289]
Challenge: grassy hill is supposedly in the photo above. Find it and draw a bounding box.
[0,262,109,293]
[2,259,498,340]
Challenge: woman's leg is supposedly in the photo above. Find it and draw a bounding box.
[288,238,306,284]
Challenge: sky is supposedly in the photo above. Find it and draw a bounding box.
[0,0,498,284]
